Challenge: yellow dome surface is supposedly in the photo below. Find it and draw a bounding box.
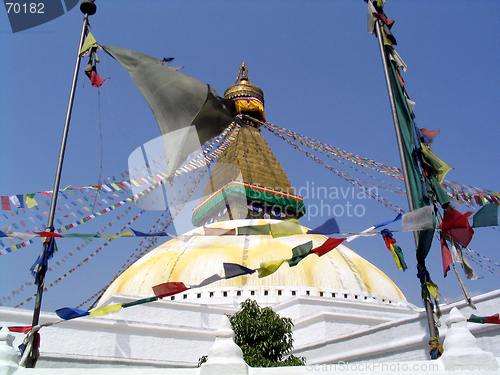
[100,219,406,303]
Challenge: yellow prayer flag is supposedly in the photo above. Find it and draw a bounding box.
[425,281,439,301]
[389,245,403,271]
[419,143,452,184]
[89,303,124,317]
[24,194,38,208]
[101,231,134,239]
[79,32,98,57]
[257,259,286,278]
[270,219,303,238]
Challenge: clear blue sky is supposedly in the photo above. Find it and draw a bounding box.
[0,1,499,313]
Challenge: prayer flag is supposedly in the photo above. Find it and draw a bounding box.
[448,238,478,280]
[472,204,498,228]
[270,219,303,238]
[468,314,500,325]
[401,205,434,232]
[153,282,189,298]
[34,231,63,238]
[381,229,407,271]
[102,45,236,176]
[8,326,33,333]
[238,224,271,236]
[257,259,286,278]
[204,227,236,236]
[373,213,402,229]
[1,196,11,210]
[420,128,439,146]
[31,238,57,285]
[419,143,452,184]
[307,217,340,234]
[90,70,105,88]
[311,237,346,257]
[131,228,168,237]
[287,241,313,267]
[440,206,474,248]
[122,296,158,308]
[190,274,222,288]
[223,263,255,279]
[101,231,134,238]
[89,303,124,317]
[24,194,38,208]
[56,307,89,320]
[440,234,453,278]
[79,31,98,56]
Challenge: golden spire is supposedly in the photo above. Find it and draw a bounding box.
[224,63,265,121]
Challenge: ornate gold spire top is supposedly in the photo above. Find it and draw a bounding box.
[224,62,264,105]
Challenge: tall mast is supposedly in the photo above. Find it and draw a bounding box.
[372,12,440,358]
[24,0,97,368]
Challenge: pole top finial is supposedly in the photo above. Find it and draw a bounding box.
[80,0,97,16]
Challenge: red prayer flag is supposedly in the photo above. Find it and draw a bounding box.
[90,70,105,88]
[440,206,474,247]
[8,326,33,333]
[1,196,11,210]
[440,234,453,277]
[34,231,63,238]
[311,238,346,257]
[485,314,500,324]
[152,282,189,298]
[420,128,439,146]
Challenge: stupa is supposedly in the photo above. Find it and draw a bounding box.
[98,64,407,307]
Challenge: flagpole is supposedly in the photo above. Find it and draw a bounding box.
[373,19,439,356]
[25,1,97,368]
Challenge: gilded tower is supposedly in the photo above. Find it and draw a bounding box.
[192,63,305,226]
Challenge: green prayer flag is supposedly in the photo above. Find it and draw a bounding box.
[472,204,499,228]
[287,241,313,267]
[238,224,271,236]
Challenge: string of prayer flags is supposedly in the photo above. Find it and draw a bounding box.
[307,217,340,235]
[89,303,124,317]
[472,204,499,228]
[153,282,189,299]
[401,205,435,232]
[467,314,500,325]
[287,241,313,267]
[440,206,474,248]
[380,229,407,271]
[270,219,303,238]
[223,263,256,279]
[257,259,286,278]
[56,307,90,320]
[311,237,346,257]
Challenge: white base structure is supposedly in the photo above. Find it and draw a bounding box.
[1,288,500,373]
[1,299,499,375]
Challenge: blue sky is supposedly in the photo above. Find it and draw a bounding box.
[0,1,499,313]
